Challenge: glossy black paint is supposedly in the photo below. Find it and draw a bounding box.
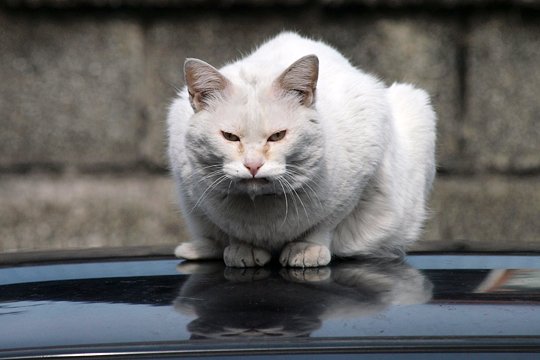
[1,254,540,359]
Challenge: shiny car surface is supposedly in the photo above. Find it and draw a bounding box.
[1,251,540,359]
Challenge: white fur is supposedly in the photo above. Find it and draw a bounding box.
[167,32,436,267]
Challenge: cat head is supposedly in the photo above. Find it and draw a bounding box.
[182,55,324,199]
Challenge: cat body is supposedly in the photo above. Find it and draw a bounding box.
[167,32,436,267]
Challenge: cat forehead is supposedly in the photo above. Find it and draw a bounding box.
[217,98,291,128]
[224,79,278,109]
[238,68,259,87]
[211,68,301,127]
[225,66,278,95]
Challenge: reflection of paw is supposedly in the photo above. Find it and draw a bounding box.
[280,267,331,282]
[174,241,222,260]
[224,267,271,282]
[279,242,331,267]
[176,261,223,275]
[224,243,271,267]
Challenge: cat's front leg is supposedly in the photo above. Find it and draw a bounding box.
[175,210,225,260]
[175,238,223,260]
[279,228,332,267]
[223,240,272,268]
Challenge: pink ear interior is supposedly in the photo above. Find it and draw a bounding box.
[184,59,230,112]
[275,55,319,107]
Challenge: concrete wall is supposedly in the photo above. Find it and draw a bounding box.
[1,0,539,253]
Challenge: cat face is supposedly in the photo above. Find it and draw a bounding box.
[184,56,324,199]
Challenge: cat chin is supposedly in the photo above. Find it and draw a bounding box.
[239,178,271,186]
[230,179,280,199]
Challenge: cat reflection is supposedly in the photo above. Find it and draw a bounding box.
[174,259,432,339]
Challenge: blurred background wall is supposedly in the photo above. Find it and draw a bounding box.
[1,0,539,254]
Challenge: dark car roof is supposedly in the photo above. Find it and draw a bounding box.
[1,251,540,359]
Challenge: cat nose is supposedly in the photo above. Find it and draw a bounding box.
[244,160,264,177]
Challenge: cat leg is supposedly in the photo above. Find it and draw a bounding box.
[223,240,272,268]
[279,228,332,267]
[175,211,225,260]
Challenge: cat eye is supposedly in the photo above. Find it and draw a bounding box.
[268,130,287,142]
[221,131,240,142]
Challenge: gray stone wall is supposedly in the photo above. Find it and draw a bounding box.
[1,1,539,253]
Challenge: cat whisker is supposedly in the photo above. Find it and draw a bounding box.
[281,175,309,222]
[226,179,233,198]
[189,175,229,214]
[286,164,324,179]
[290,195,300,223]
[198,169,225,183]
[185,168,224,187]
[283,170,322,210]
[276,178,289,228]
[184,164,223,181]
[280,176,300,224]
[299,182,322,209]
[300,185,322,210]
[278,176,302,230]
[285,166,324,183]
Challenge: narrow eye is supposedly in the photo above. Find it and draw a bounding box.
[221,131,240,142]
[268,130,287,142]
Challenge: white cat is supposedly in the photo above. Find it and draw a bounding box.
[167,32,436,268]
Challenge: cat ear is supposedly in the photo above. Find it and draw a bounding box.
[275,55,319,107]
[184,58,230,112]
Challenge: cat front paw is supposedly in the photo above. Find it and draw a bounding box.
[279,242,331,268]
[175,241,222,260]
[223,243,271,267]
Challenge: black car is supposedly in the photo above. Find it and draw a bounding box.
[1,249,539,359]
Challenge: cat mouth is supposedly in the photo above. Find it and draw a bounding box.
[232,178,280,198]
[240,178,271,185]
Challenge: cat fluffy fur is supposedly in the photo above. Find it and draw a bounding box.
[167,32,436,267]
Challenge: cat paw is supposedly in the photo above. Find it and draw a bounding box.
[174,241,222,260]
[223,243,271,267]
[279,242,331,267]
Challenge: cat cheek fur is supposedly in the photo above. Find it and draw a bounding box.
[168,31,436,268]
